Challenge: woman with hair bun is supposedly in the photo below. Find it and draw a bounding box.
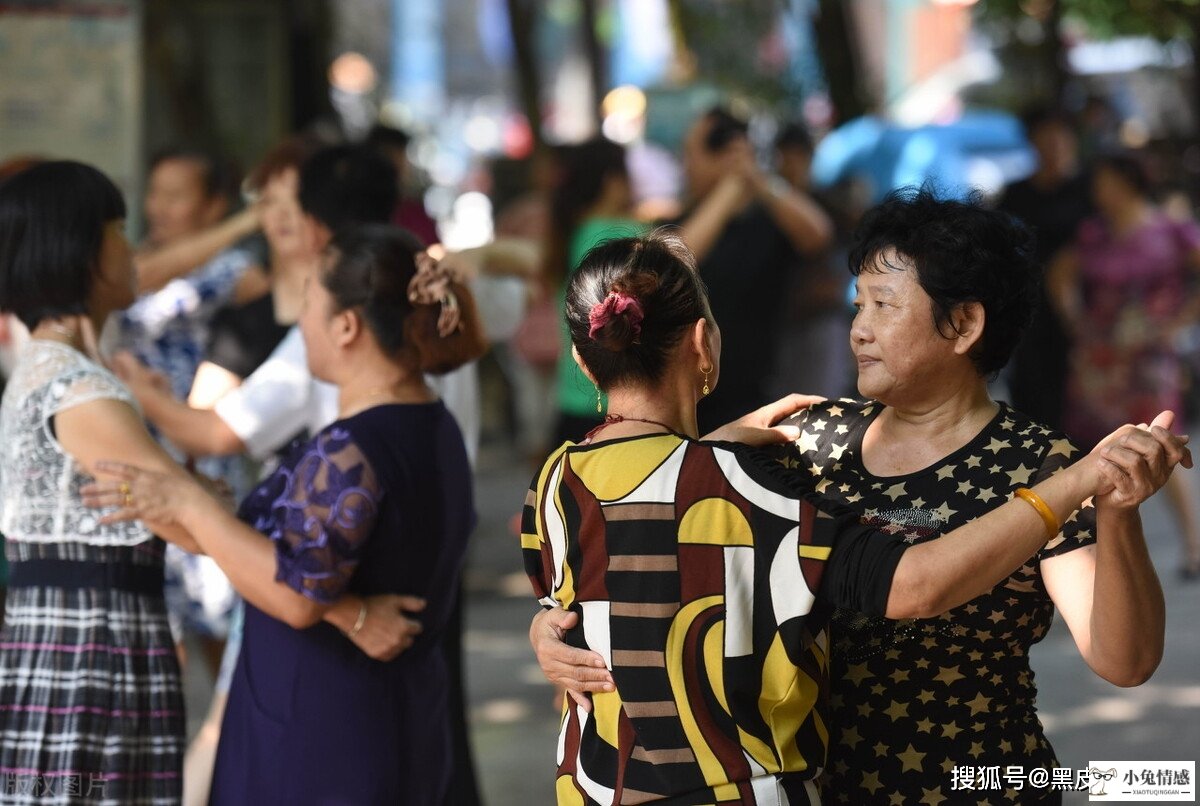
[81,224,479,804]
[519,229,1184,804]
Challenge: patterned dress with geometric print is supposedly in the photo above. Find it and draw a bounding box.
[771,400,1096,806]
[522,433,909,805]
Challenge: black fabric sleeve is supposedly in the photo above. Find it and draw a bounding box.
[720,442,908,617]
[711,440,815,498]
[817,509,908,617]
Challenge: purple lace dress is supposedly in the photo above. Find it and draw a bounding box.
[210,402,474,805]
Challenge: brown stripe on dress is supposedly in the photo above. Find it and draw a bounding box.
[612,650,666,666]
[611,602,678,618]
[604,503,676,521]
[608,555,677,572]
[622,700,678,718]
[630,746,697,765]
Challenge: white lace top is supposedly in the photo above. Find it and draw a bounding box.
[0,340,152,546]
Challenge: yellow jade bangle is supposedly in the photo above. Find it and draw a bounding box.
[1014,487,1059,540]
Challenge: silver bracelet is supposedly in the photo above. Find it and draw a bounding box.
[347,601,368,638]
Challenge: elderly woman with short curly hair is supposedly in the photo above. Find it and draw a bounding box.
[533,189,1180,805]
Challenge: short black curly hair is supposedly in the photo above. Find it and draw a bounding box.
[848,187,1038,376]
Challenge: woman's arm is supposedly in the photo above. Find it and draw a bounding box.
[1041,424,1175,686]
[84,428,387,633]
[181,502,328,629]
[325,593,428,661]
[888,415,1183,620]
[676,174,749,263]
[55,398,203,553]
[83,466,325,627]
[1042,514,1162,687]
[700,393,822,444]
[432,239,542,281]
[134,207,260,295]
[529,415,1189,705]
[112,352,246,456]
[231,266,272,306]
[733,143,832,254]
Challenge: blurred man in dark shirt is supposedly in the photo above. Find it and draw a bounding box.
[678,108,833,431]
[998,107,1092,428]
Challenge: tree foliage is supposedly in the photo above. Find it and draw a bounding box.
[981,0,1200,40]
[668,0,792,107]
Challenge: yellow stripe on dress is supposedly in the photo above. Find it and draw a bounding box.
[759,631,819,774]
[666,595,728,787]
[797,545,832,560]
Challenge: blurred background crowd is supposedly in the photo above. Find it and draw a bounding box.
[2,0,1200,803]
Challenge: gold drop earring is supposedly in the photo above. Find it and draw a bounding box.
[596,385,603,413]
[701,366,712,396]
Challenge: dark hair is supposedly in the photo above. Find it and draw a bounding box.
[0,156,44,184]
[848,187,1038,376]
[546,137,626,285]
[701,106,749,152]
[775,121,814,154]
[1020,105,1075,139]
[566,230,710,390]
[366,124,412,152]
[324,224,485,374]
[245,137,318,194]
[0,161,127,330]
[149,147,239,202]
[1094,151,1153,199]
[299,145,398,232]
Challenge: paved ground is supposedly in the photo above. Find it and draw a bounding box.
[184,441,1200,804]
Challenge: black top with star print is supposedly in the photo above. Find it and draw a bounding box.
[771,399,1096,806]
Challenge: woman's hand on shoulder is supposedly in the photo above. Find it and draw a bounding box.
[702,393,824,446]
[1086,411,1191,511]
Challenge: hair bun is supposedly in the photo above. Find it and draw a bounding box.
[588,286,644,352]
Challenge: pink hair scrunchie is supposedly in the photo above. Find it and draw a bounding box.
[588,291,644,341]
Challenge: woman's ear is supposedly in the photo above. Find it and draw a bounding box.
[333,308,363,349]
[571,344,598,386]
[950,301,986,357]
[691,318,713,368]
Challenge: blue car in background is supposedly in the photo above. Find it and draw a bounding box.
[811,110,1037,202]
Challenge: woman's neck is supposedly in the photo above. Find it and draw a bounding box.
[864,381,997,477]
[598,386,697,442]
[30,313,105,360]
[336,357,434,419]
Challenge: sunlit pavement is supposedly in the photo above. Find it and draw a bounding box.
[182,443,1200,805]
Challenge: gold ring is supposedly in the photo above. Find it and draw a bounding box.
[119,482,131,496]
[124,493,134,508]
